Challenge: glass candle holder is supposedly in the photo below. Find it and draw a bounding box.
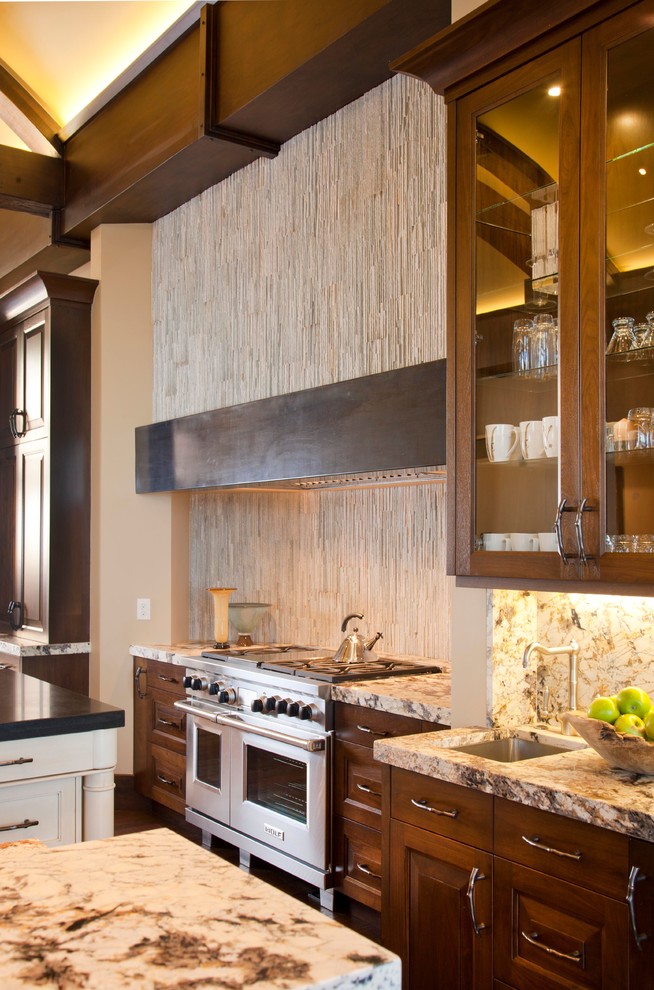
[208,587,236,648]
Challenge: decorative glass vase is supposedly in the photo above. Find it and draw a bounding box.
[207,587,236,648]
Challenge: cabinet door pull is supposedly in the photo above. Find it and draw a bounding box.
[356,724,389,737]
[411,797,458,819]
[158,674,179,683]
[0,818,39,832]
[627,865,648,950]
[466,867,487,936]
[574,497,595,566]
[356,862,382,879]
[134,665,147,700]
[521,930,581,963]
[9,408,26,439]
[521,834,582,860]
[156,774,178,788]
[7,600,24,632]
[555,498,579,564]
[157,718,178,728]
[357,783,381,797]
[0,756,33,767]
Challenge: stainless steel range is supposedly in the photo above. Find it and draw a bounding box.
[174,645,441,909]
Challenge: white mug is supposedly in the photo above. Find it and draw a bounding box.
[510,532,539,552]
[520,420,545,460]
[485,424,520,462]
[482,532,512,551]
[538,531,559,552]
[542,415,559,458]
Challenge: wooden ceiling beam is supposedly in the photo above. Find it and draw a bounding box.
[0,58,61,156]
[0,145,64,215]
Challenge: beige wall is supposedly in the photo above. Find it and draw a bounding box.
[451,0,485,21]
[88,224,189,773]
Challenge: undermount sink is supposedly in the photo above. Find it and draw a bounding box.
[449,736,570,763]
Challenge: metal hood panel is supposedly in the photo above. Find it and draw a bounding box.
[135,360,446,494]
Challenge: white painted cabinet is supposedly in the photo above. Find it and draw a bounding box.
[0,776,80,845]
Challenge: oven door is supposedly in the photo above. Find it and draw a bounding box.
[183,704,231,825]
[227,713,330,872]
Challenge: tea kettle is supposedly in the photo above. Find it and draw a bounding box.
[333,612,383,663]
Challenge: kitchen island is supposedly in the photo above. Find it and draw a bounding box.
[0,668,124,843]
[0,827,400,990]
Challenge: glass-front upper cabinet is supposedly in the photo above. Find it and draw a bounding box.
[582,8,654,584]
[453,44,581,580]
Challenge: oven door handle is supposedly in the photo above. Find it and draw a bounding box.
[174,701,326,752]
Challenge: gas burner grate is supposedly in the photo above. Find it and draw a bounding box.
[259,657,443,683]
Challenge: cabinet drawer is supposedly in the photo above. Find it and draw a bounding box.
[0,732,95,783]
[335,703,423,749]
[151,692,186,753]
[495,797,629,900]
[150,745,185,814]
[494,857,628,990]
[334,816,382,911]
[0,775,80,846]
[390,766,493,850]
[334,740,382,829]
[143,658,185,696]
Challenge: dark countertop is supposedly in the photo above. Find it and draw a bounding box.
[0,668,125,741]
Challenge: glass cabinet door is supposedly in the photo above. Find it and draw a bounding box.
[455,44,581,577]
[581,5,654,582]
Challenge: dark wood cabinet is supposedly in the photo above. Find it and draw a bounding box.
[133,656,187,816]
[383,768,637,990]
[332,702,447,911]
[0,272,97,647]
[394,0,654,591]
[629,838,654,990]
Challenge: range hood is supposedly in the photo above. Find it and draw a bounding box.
[135,360,446,494]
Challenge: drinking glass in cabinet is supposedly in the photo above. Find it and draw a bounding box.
[627,408,654,449]
[606,316,638,357]
[512,318,534,375]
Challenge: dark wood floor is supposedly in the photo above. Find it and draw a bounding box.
[114,777,381,943]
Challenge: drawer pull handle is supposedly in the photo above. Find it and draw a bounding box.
[158,675,179,683]
[0,818,39,833]
[156,774,178,788]
[627,866,648,950]
[522,834,582,861]
[134,665,147,700]
[411,797,458,819]
[466,867,487,936]
[157,719,178,727]
[356,724,389,737]
[0,756,33,767]
[356,862,381,879]
[521,930,581,963]
[357,783,381,797]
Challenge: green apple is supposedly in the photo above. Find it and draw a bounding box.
[614,713,647,737]
[644,711,654,742]
[587,696,621,724]
[616,686,651,720]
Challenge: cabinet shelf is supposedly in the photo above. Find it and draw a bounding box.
[475,179,558,220]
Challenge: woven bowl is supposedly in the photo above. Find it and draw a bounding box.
[562,712,654,775]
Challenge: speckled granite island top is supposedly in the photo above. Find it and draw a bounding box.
[374,726,654,843]
[129,643,451,724]
[0,636,90,658]
[0,668,124,741]
[0,828,400,990]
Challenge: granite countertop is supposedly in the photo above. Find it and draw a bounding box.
[374,724,654,843]
[0,636,90,658]
[0,828,400,990]
[130,643,451,724]
[0,668,124,741]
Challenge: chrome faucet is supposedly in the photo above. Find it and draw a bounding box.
[522,639,580,735]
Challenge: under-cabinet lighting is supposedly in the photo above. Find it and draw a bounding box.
[639,167,647,175]
[547,85,561,97]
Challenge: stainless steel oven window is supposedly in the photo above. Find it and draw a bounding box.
[196,725,221,789]
[245,748,308,823]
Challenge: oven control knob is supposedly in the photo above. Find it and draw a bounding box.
[192,677,208,691]
[182,676,194,689]
[208,682,220,695]
[286,701,300,718]
[251,698,265,713]
[219,688,237,704]
[275,698,290,714]
[264,695,281,712]
[298,704,318,721]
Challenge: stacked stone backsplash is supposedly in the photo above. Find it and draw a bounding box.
[489,589,654,727]
[151,75,450,658]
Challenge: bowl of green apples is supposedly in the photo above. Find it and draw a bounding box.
[562,686,654,775]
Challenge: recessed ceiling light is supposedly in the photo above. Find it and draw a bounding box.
[548,85,561,97]
[639,167,647,175]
